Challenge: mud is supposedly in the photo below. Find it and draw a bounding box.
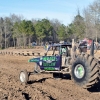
[0,54,100,100]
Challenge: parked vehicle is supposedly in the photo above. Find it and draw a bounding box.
[32,42,37,46]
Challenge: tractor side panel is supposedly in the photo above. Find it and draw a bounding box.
[39,56,61,71]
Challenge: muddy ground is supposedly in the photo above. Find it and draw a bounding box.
[0,50,100,100]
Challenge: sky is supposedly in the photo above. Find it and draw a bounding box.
[0,0,95,26]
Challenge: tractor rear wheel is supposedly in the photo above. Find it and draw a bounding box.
[71,54,100,88]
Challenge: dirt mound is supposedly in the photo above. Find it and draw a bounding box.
[0,55,100,100]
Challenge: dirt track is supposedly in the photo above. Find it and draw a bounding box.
[0,52,100,100]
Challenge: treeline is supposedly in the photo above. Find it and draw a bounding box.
[67,0,100,42]
[0,15,69,49]
[0,0,100,49]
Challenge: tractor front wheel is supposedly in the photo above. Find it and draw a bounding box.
[19,70,29,84]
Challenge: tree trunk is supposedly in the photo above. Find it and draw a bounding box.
[28,36,31,48]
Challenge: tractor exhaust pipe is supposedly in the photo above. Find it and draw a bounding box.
[71,39,76,62]
[90,40,94,56]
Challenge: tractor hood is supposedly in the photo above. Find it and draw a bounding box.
[28,57,40,63]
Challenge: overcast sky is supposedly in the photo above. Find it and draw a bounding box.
[0,0,95,25]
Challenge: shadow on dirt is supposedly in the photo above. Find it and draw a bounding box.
[62,74,71,80]
[22,92,31,100]
[87,82,100,92]
[27,74,71,84]
[27,77,51,84]
[48,96,56,100]
[52,73,71,80]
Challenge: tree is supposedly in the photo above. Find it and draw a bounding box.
[4,17,13,48]
[73,13,85,39]
[13,22,21,48]
[67,11,86,40]
[66,23,75,39]
[57,24,66,40]
[83,0,100,40]
[50,19,62,42]
[35,19,52,44]
[0,17,4,49]
[25,20,35,47]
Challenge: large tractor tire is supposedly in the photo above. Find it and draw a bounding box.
[71,53,100,88]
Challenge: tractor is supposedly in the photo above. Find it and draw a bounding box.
[19,40,100,89]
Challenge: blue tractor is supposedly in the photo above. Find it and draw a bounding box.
[19,41,100,89]
[19,43,72,83]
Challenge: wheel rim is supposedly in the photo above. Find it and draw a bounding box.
[74,64,85,79]
[20,72,26,82]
